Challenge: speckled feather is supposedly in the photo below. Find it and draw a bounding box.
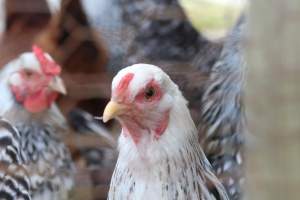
[15,123,74,200]
[198,15,246,200]
[0,119,31,200]
[0,104,75,200]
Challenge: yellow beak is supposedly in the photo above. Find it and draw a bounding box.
[103,101,127,123]
[49,76,67,95]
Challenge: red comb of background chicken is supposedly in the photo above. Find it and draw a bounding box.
[32,45,61,76]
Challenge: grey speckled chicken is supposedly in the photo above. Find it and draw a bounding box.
[107,0,223,74]
[198,15,246,200]
[0,46,75,200]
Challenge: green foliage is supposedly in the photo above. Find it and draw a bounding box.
[180,0,244,35]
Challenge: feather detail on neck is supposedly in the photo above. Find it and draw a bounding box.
[2,103,66,129]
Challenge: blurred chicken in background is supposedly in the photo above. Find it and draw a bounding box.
[198,15,246,200]
[0,46,74,200]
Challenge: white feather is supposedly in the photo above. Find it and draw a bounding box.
[108,64,228,200]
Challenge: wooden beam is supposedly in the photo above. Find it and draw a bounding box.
[246,1,300,199]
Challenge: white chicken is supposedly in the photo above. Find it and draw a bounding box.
[103,64,228,200]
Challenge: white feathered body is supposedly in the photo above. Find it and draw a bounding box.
[109,81,227,200]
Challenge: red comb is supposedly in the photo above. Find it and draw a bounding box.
[32,45,61,76]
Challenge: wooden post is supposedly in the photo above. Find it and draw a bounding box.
[246,1,300,199]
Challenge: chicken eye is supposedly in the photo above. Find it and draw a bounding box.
[24,70,34,77]
[145,87,155,100]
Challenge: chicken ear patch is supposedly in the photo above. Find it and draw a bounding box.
[154,110,170,139]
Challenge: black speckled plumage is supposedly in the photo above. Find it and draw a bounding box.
[0,113,75,200]
[15,123,74,199]
[198,15,246,200]
[0,119,31,200]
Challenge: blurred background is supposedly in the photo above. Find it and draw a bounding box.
[0,0,299,199]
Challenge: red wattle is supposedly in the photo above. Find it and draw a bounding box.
[23,90,58,113]
[121,110,170,144]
